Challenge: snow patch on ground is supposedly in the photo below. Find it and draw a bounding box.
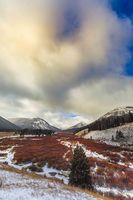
[129,164,133,169]
[0,169,100,200]
[85,149,108,160]
[96,186,133,199]
[0,146,70,184]
[60,140,108,161]
[38,163,69,184]
[0,146,32,170]
[0,147,15,163]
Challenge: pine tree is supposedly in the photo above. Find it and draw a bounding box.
[69,145,92,189]
[111,135,115,141]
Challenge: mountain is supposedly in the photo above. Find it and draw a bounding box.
[76,106,133,145]
[8,118,59,132]
[83,122,133,145]
[0,116,19,131]
[68,122,87,129]
[63,122,87,132]
[78,106,133,132]
[70,122,87,129]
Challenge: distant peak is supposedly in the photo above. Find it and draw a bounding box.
[102,106,133,119]
[8,117,59,131]
[71,122,87,129]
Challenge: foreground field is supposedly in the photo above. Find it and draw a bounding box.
[0,164,102,200]
[0,133,133,200]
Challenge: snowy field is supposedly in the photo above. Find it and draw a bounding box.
[0,168,100,200]
[83,123,133,146]
[0,135,133,200]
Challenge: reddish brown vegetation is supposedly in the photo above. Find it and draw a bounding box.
[0,133,133,200]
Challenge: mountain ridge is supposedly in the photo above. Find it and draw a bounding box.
[76,106,133,133]
[0,116,19,131]
[8,117,59,131]
[63,122,87,132]
[76,106,133,146]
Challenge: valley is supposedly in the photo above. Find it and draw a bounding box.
[0,0,133,199]
[0,133,132,200]
[0,106,133,200]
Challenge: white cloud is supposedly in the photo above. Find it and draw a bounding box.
[0,0,132,126]
[68,76,133,117]
[0,97,91,128]
[42,111,91,129]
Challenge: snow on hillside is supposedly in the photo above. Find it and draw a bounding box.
[101,106,133,119]
[0,167,100,200]
[9,118,59,131]
[83,122,133,145]
[70,122,87,129]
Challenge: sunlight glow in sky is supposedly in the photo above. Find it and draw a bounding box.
[0,0,133,128]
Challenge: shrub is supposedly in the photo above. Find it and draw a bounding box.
[28,164,43,172]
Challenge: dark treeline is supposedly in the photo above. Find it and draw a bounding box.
[74,110,133,133]
[16,129,55,137]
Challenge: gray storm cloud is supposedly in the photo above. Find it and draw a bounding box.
[0,0,133,121]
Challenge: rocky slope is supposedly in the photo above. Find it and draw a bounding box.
[9,118,59,131]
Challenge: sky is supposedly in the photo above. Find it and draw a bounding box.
[0,0,133,128]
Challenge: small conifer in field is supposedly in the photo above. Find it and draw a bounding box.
[69,145,92,189]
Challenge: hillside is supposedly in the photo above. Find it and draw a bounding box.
[76,107,133,145]
[83,123,133,146]
[9,118,59,131]
[0,165,101,200]
[85,106,133,132]
[0,116,19,132]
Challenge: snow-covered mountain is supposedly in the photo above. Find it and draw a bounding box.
[101,106,133,119]
[63,122,87,132]
[77,106,133,146]
[70,122,87,129]
[0,116,19,131]
[9,118,59,131]
[84,106,133,132]
[83,123,133,145]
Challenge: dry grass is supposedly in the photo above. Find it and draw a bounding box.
[64,184,112,200]
[0,132,16,138]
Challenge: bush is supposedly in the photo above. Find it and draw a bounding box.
[69,145,92,189]
[28,164,43,172]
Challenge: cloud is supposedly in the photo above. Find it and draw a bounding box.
[0,96,91,129]
[42,111,91,129]
[68,76,133,117]
[0,0,133,125]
